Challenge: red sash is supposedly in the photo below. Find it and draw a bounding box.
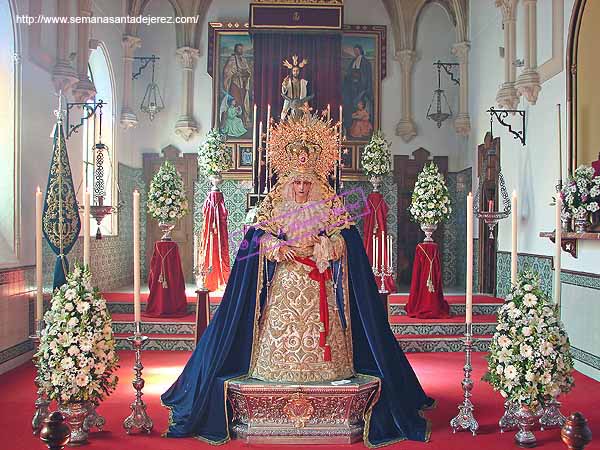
[294,256,332,361]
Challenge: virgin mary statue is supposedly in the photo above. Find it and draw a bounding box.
[161,113,434,447]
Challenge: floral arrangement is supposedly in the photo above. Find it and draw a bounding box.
[560,164,600,219]
[409,163,452,225]
[198,128,233,176]
[483,271,574,408]
[36,265,119,403]
[147,160,189,223]
[360,130,392,177]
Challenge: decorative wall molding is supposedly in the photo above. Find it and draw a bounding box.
[119,34,142,129]
[571,346,600,371]
[71,0,96,102]
[538,0,564,83]
[395,49,418,142]
[451,41,471,135]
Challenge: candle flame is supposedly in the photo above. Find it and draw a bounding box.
[36,186,41,193]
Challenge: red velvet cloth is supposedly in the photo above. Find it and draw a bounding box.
[201,191,230,292]
[295,256,333,361]
[145,241,188,318]
[363,192,396,292]
[592,156,600,177]
[253,32,342,121]
[405,243,450,319]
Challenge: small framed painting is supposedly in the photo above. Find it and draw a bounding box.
[238,145,254,168]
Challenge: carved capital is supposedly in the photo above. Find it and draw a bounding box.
[176,47,200,70]
[495,0,518,22]
[515,69,541,104]
[119,108,138,129]
[496,82,519,110]
[122,35,142,55]
[451,41,470,64]
[71,77,97,102]
[454,113,471,136]
[396,118,417,143]
[51,60,78,94]
[175,117,199,141]
[395,49,417,73]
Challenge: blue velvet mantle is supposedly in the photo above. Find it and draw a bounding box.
[161,226,433,446]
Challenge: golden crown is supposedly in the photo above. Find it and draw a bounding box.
[282,54,308,70]
[268,106,340,178]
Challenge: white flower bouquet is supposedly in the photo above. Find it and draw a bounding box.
[484,271,574,408]
[360,130,392,177]
[198,128,233,176]
[147,160,189,223]
[36,264,119,403]
[409,163,452,225]
[560,165,600,217]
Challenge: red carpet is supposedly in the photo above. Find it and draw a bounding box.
[1,351,597,450]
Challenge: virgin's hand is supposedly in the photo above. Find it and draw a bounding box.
[278,245,296,261]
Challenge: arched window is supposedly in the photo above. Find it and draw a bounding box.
[0,0,18,264]
[83,44,116,236]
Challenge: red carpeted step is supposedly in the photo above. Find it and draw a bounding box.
[389,314,497,324]
[110,313,195,323]
[389,294,504,305]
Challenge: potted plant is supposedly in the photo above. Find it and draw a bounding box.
[147,160,189,240]
[360,130,392,192]
[198,128,233,191]
[36,265,119,445]
[561,165,600,232]
[484,271,574,447]
[409,163,451,242]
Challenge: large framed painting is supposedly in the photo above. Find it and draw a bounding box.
[208,22,253,143]
[341,25,386,143]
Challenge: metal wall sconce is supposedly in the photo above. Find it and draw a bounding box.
[474,156,511,239]
[487,107,526,146]
[132,55,164,121]
[426,61,459,128]
[65,100,105,139]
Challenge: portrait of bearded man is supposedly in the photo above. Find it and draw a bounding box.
[220,42,252,131]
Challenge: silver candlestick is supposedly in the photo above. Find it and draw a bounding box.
[450,323,479,435]
[194,265,212,292]
[539,397,566,430]
[499,400,519,432]
[31,319,50,435]
[373,263,394,293]
[123,322,153,434]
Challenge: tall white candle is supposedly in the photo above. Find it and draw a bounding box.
[266,105,271,190]
[374,235,378,271]
[327,103,331,121]
[555,195,562,309]
[372,234,376,270]
[133,190,141,324]
[387,234,392,269]
[466,192,473,325]
[511,190,518,285]
[83,189,90,267]
[557,103,562,184]
[252,104,257,190]
[257,121,263,191]
[36,187,43,322]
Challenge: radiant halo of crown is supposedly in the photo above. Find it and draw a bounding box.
[268,107,340,178]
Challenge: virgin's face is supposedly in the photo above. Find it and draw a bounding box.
[292,180,312,202]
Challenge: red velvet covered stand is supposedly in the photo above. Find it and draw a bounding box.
[144,241,188,318]
[363,192,396,293]
[405,242,450,319]
[201,191,230,291]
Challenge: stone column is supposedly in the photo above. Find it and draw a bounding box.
[496,0,519,110]
[174,46,200,141]
[516,0,541,104]
[71,0,96,102]
[396,49,417,143]
[451,41,471,136]
[51,0,77,94]
[119,35,142,129]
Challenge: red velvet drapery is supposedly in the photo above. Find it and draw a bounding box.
[363,192,396,293]
[253,32,342,122]
[201,191,230,291]
[405,242,450,319]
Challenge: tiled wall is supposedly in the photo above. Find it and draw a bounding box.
[42,163,147,292]
[0,266,35,374]
[496,251,600,381]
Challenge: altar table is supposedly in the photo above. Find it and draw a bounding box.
[145,241,188,318]
[405,242,450,319]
